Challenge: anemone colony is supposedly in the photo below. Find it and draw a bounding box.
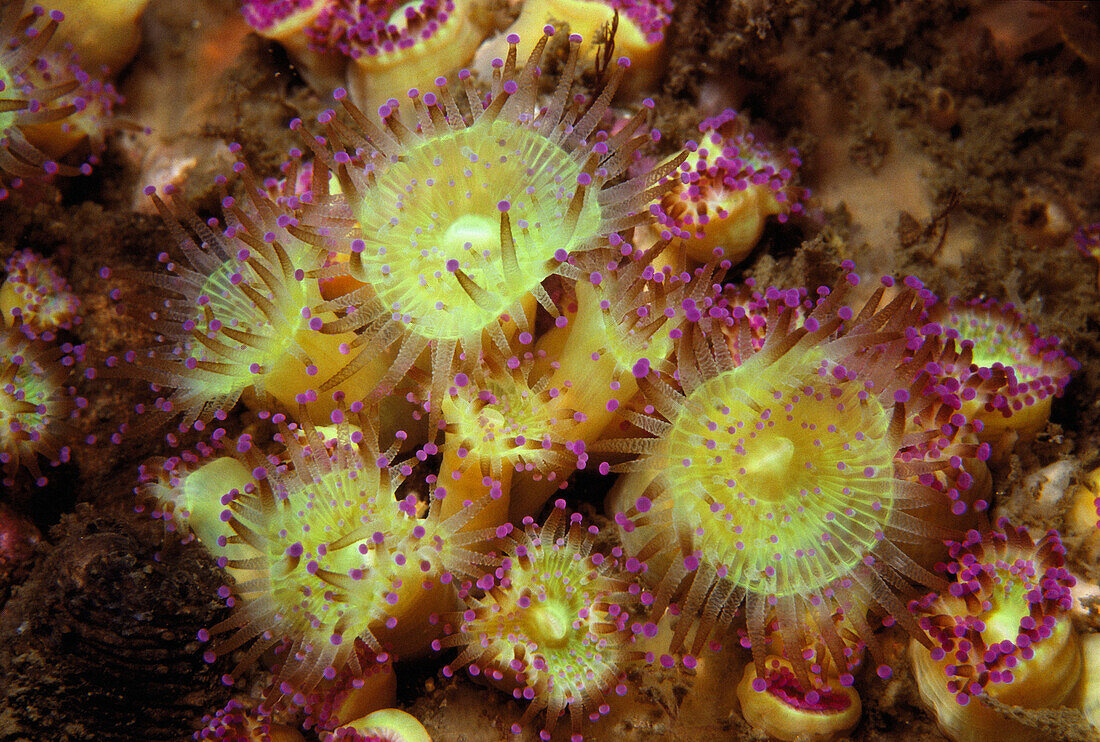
[0,1,1098,741]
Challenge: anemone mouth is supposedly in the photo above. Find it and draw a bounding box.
[353,118,600,343]
[663,346,898,598]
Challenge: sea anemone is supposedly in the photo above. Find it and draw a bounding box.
[144,399,496,698]
[605,272,987,685]
[241,0,346,89]
[736,656,862,742]
[509,239,716,520]
[42,0,152,74]
[0,249,80,337]
[1073,221,1100,289]
[108,163,359,434]
[316,0,492,114]
[436,347,579,532]
[292,649,397,732]
[0,329,82,486]
[433,500,645,740]
[326,708,432,742]
[923,297,1078,462]
[479,0,673,95]
[303,30,684,433]
[908,523,1082,742]
[650,108,806,266]
[193,699,304,742]
[0,0,102,198]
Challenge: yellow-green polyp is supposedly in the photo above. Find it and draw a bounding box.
[606,277,985,685]
[662,346,897,601]
[353,119,601,342]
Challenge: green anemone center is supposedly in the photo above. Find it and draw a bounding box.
[664,349,898,597]
[354,117,602,341]
[186,258,307,377]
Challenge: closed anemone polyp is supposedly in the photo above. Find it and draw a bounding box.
[434,501,642,739]
[607,272,986,684]
[652,108,805,265]
[0,249,81,337]
[736,657,862,742]
[908,524,1081,742]
[306,30,683,430]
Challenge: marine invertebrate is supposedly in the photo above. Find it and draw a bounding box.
[0,249,80,337]
[145,400,494,698]
[109,168,360,433]
[1073,632,1100,733]
[650,108,806,266]
[0,0,100,198]
[194,699,304,741]
[510,240,716,520]
[317,0,492,114]
[736,656,862,742]
[0,329,81,486]
[437,348,577,531]
[433,501,644,739]
[479,0,673,95]
[924,297,1078,461]
[17,47,121,164]
[306,30,684,432]
[328,708,432,742]
[1009,184,1076,250]
[43,0,152,74]
[242,0,346,89]
[1065,466,1099,560]
[606,274,988,684]
[287,644,397,731]
[925,86,958,132]
[908,524,1081,742]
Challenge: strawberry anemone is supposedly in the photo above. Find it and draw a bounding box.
[922,297,1077,462]
[143,400,496,698]
[318,0,492,114]
[0,1,104,197]
[0,330,82,486]
[650,108,805,266]
[0,249,80,337]
[303,30,684,433]
[108,161,361,435]
[433,500,646,740]
[908,524,1081,742]
[605,272,989,684]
